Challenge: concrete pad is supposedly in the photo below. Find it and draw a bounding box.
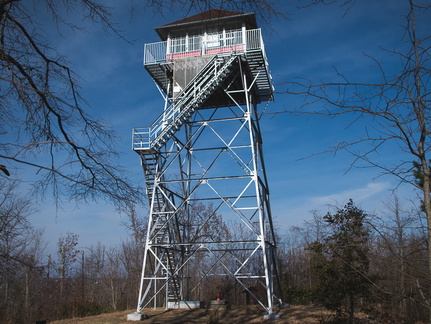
[127,312,148,321]
[263,313,281,320]
[209,299,230,310]
[167,300,205,309]
[210,300,228,305]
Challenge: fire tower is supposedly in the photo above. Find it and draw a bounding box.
[132,9,283,317]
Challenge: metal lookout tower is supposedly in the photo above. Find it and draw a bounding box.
[131,9,283,318]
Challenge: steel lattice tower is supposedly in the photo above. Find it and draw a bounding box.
[131,9,283,318]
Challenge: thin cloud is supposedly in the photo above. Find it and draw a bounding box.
[310,182,391,206]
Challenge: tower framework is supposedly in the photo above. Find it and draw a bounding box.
[132,10,283,316]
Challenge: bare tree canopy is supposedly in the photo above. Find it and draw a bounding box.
[281,0,430,185]
[144,0,283,23]
[0,0,144,207]
[0,0,285,207]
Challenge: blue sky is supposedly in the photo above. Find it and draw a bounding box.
[26,0,426,252]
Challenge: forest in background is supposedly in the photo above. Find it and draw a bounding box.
[1,179,429,323]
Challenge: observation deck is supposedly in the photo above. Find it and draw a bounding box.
[143,28,273,103]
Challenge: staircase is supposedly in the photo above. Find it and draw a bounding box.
[141,153,183,306]
[245,50,273,102]
[154,218,182,305]
[137,54,239,151]
[145,62,173,96]
[166,248,182,305]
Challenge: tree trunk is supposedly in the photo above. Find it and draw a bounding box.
[409,0,431,319]
[349,292,355,323]
[421,157,431,322]
[423,159,431,323]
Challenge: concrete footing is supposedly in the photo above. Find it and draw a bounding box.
[167,300,205,309]
[209,299,230,310]
[126,312,148,321]
[263,313,281,320]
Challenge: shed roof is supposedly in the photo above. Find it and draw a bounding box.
[155,9,257,40]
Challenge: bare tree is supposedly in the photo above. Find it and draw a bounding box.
[281,0,431,319]
[371,194,429,322]
[105,247,122,311]
[122,205,147,245]
[281,211,329,303]
[0,0,284,209]
[0,0,143,208]
[0,179,47,323]
[84,242,106,304]
[56,232,79,301]
[0,179,34,262]
[118,240,142,308]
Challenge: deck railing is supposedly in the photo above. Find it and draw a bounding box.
[132,127,151,150]
[144,28,264,65]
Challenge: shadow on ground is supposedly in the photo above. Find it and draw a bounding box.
[51,305,332,323]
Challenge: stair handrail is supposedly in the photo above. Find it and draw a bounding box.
[149,54,237,148]
[152,54,237,148]
[134,54,238,151]
[132,127,150,150]
[139,55,220,148]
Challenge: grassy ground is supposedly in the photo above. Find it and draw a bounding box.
[50,305,333,323]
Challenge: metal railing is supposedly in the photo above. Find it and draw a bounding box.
[144,28,264,65]
[133,55,237,150]
[245,28,263,51]
[132,127,151,150]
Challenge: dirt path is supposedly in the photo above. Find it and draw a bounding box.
[51,305,332,323]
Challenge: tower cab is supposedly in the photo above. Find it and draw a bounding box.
[144,9,273,104]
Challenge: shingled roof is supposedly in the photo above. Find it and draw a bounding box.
[155,9,257,40]
[161,9,251,27]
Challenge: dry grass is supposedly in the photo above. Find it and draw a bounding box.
[50,305,332,324]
